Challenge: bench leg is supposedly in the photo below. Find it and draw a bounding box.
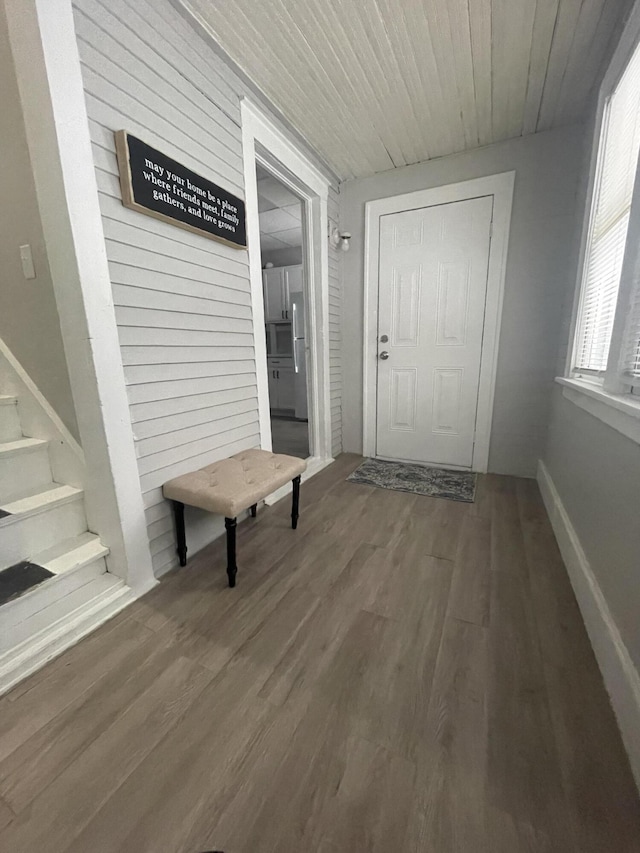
[172,501,187,567]
[250,503,257,518]
[291,475,301,530]
[225,516,237,588]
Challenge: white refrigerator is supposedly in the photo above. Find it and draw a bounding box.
[291,291,308,420]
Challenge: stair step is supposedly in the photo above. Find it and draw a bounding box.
[0,561,54,606]
[0,437,47,457]
[0,572,126,688]
[32,532,109,575]
[0,438,52,503]
[0,396,17,406]
[0,483,83,521]
[0,534,109,610]
[0,484,88,570]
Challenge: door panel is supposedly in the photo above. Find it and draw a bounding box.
[432,368,464,434]
[376,196,493,468]
[436,261,470,346]
[389,368,418,431]
[391,267,421,347]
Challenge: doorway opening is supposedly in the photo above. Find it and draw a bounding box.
[256,163,310,459]
[241,98,334,483]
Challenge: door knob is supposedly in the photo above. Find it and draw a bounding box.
[379,351,389,360]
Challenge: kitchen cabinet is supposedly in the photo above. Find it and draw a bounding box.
[262,265,303,321]
[267,358,295,411]
[263,268,288,321]
[265,322,293,357]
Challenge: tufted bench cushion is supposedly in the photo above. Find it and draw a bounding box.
[162,449,307,520]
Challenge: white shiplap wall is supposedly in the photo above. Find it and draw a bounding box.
[73,0,342,576]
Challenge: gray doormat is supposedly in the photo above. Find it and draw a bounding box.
[347,458,476,503]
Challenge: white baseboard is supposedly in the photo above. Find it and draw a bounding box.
[0,574,157,696]
[537,459,640,793]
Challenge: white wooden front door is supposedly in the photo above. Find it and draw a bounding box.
[376,195,493,468]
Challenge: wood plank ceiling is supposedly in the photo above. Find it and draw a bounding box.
[180,0,634,180]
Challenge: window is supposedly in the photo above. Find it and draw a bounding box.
[573,36,640,385]
[620,241,640,384]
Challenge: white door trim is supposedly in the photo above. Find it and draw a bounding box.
[241,99,333,467]
[363,172,515,473]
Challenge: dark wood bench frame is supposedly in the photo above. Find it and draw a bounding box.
[171,474,301,588]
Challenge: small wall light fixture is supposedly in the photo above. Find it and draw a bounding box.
[329,227,351,253]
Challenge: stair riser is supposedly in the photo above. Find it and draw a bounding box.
[0,500,87,570]
[0,449,52,503]
[0,557,108,655]
[0,405,21,443]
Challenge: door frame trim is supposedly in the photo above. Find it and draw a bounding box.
[362,172,515,473]
[241,99,333,467]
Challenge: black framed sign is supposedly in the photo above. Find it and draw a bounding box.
[114,130,247,249]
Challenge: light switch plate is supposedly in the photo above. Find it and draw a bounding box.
[19,244,36,279]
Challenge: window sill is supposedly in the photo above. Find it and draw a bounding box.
[555,376,640,446]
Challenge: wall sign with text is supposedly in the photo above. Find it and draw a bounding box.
[114,130,246,249]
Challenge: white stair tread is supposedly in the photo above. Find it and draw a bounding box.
[0,396,17,406]
[31,532,109,576]
[0,483,83,517]
[0,437,48,457]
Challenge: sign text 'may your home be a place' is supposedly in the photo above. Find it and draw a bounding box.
[115,131,247,249]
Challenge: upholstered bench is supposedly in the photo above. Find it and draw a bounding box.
[162,449,307,587]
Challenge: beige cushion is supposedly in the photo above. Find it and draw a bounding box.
[162,448,307,518]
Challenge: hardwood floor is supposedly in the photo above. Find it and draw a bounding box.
[0,453,638,852]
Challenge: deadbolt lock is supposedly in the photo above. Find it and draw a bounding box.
[379,334,389,343]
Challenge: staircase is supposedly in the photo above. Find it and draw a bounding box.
[0,392,120,687]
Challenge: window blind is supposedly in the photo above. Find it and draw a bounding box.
[575,40,640,374]
[621,253,640,382]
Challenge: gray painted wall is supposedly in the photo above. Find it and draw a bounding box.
[339,124,583,477]
[544,387,640,672]
[543,104,640,682]
[0,4,79,440]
